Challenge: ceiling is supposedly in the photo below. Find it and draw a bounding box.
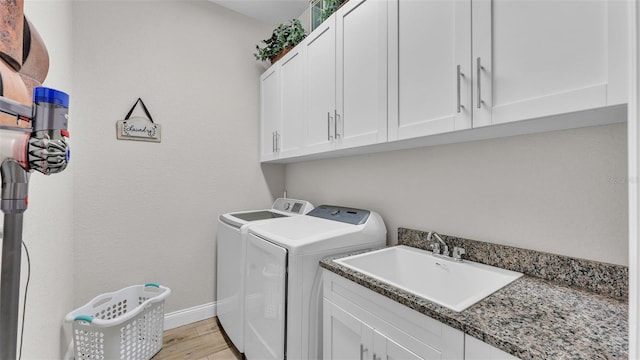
[210,0,309,25]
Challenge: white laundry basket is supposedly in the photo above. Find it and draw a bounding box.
[65,283,171,360]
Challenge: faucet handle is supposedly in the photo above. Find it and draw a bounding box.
[452,247,466,261]
[430,242,440,254]
[442,245,449,257]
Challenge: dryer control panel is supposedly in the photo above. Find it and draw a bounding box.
[272,198,314,215]
[307,205,371,225]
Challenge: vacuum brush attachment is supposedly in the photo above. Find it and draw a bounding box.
[27,87,69,175]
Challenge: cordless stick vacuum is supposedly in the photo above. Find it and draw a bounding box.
[0,87,70,360]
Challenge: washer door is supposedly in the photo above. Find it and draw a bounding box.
[244,233,287,360]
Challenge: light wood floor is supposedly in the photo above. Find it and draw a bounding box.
[153,318,242,360]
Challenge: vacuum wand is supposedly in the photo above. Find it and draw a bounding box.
[0,87,70,360]
[0,160,29,360]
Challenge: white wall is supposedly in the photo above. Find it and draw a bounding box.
[71,1,282,314]
[19,1,75,358]
[286,122,628,266]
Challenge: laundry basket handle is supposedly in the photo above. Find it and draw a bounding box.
[73,315,94,323]
[144,282,160,288]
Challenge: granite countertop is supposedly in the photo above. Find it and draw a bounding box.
[320,246,628,359]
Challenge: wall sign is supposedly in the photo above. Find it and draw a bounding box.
[116,98,161,142]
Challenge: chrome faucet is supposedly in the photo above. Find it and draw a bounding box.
[427,231,448,257]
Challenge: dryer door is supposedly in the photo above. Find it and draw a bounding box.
[245,233,288,360]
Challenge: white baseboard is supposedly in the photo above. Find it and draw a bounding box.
[163,302,217,330]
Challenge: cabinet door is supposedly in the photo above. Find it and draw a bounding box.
[472,0,628,127]
[323,299,373,360]
[336,0,388,149]
[260,66,280,161]
[324,298,447,360]
[305,17,338,153]
[390,0,472,141]
[373,330,425,360]
[279,46,305,157]
[465,335,519,360]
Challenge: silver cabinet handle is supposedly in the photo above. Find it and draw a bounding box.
[456,64,464,113]
[327,112,334,141]
[360,344,367,360]
[272,132,276,152]
[335,110,341,139]
[476,57,482,109]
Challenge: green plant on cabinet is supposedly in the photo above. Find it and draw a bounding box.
[254,19,307,63]
[322,0,348,21]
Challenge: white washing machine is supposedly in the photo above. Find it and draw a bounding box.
[217,198,314,354]
[244,205,386,360]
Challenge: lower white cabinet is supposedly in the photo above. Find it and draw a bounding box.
[324,299,440,360]
[323,270,464,360]
[323,270,522,360]
[465,335,519,360]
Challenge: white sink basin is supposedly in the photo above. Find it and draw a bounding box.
[335,245,523,312]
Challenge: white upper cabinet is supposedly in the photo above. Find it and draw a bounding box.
[389,0,472,141]
[260,0,629,163]
[304,0,389,153]
[279,46,306,156]
[472,0,628,127]
[304,16,338,154]
[259,46,306,162]
[259,66,280,162]
[391,0,628,138]
[336,0,388,149]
